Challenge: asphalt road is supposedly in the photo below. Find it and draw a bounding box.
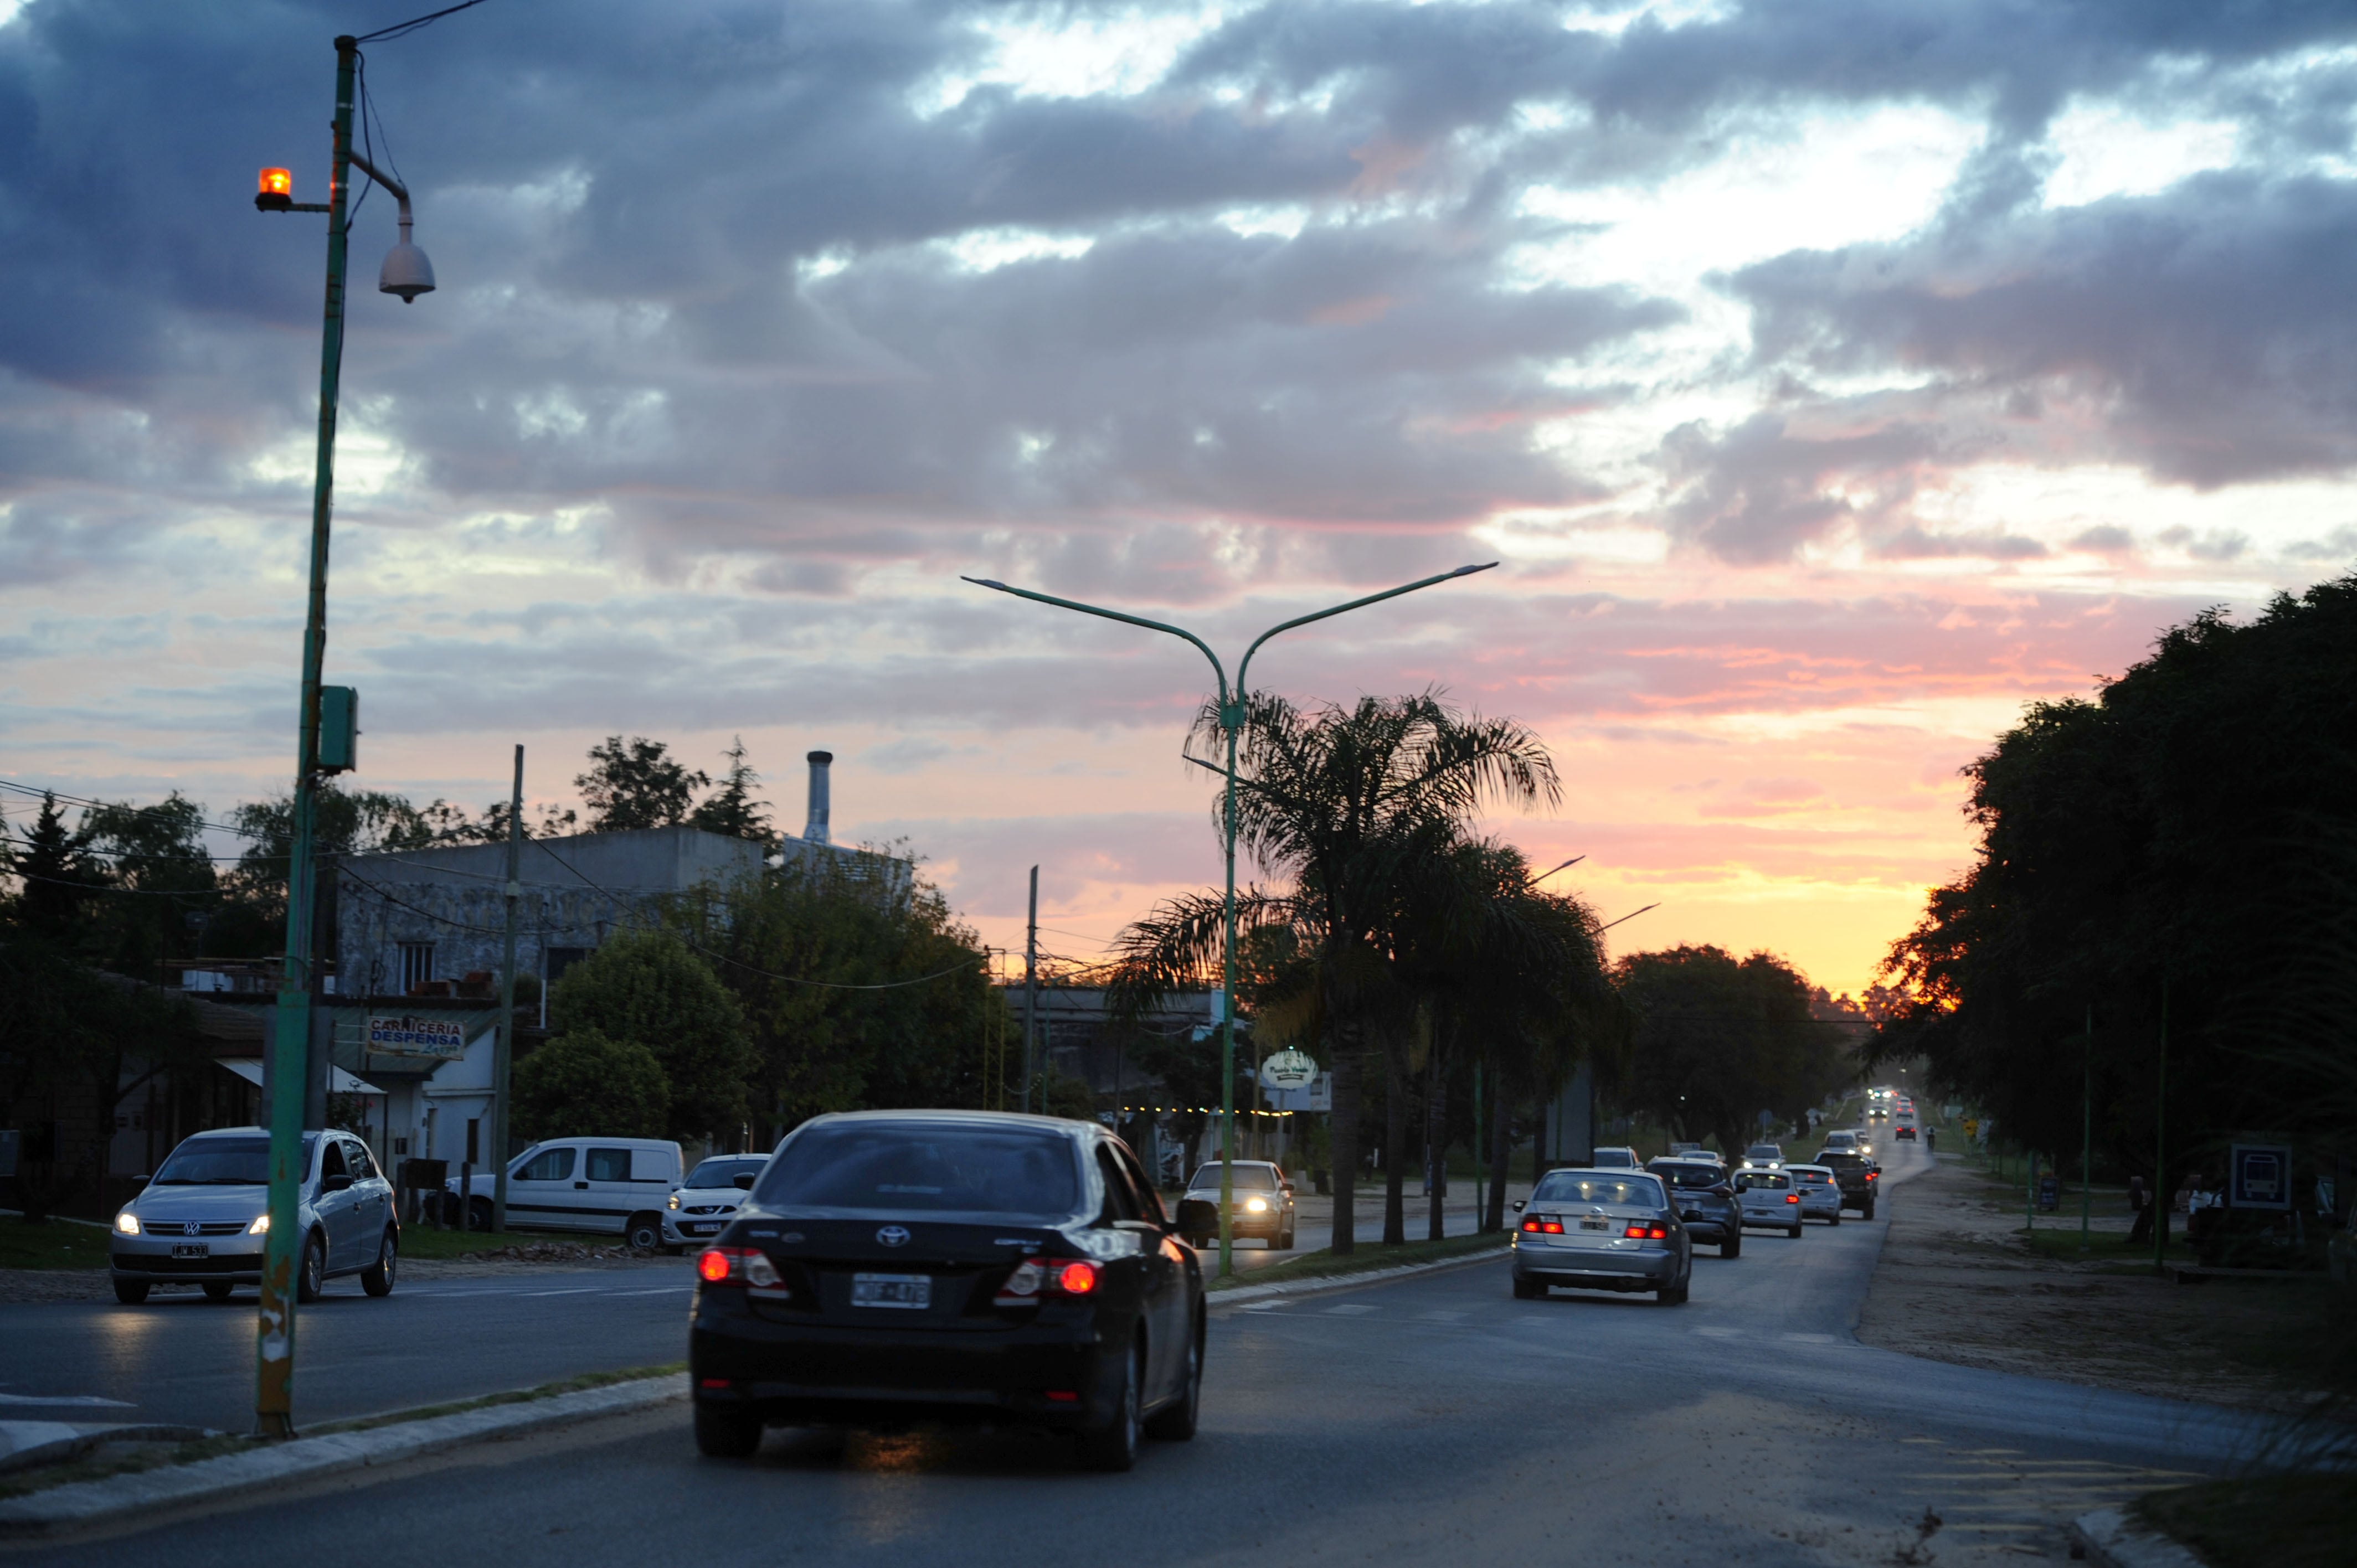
[4,1138,2277,1566]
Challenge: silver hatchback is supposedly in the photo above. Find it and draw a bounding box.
[109,1127,399,1306]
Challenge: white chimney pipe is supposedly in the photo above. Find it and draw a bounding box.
[804,751,832,844]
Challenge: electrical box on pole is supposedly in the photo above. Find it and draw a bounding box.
[316,685,359,773]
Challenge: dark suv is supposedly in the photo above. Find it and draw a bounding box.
[1647,1159,1742,1257]
[1818,1150,1881,1219]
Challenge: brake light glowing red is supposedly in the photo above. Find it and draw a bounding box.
[1622,1223,1668,1240]
[696,1246,780,1287]
[1521,1214,1564,1234]
[697,1249,732,1282]
[1054,1260,1099,1295]
[1786,1193,1799,1204]
[996,1256,1100,1306]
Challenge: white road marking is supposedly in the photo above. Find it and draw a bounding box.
[1419,1310,1467,1322]
[1693,1327,1742,1338]
[1324,1303,1377,1316]
[1780,1332,1836,1343]
[0,1392,135,1407]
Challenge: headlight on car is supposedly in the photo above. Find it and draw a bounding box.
[114,1212,140,1236]
[667,1193,680,1210]
[1245,1197,1268,1213]
[248,1214,270,1235]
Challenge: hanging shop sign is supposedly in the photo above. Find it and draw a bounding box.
[366,1014,469,1060]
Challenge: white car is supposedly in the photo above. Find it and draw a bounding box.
[663,1153,768,1249]
[1737,1168,1804,1237]
[444,1136,683,1250]
[1787,1164,1843,1225]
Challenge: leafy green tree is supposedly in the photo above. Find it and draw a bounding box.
[577,736,706,832]
[547,929,755,1142]
[512,1028,670,1141]
[1615,945,1850,1154]
[1111,690,1559,1255]
[78,793,219,976]
[688,737,775,846]
[4,793,100,942]
[667,851,1000,1139]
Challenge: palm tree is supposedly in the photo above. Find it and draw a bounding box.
[1109,690,1558,1254]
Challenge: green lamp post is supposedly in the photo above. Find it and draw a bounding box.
[248,33,436,1440]
[963,563,1496,1277]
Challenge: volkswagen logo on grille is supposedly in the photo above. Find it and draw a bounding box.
[181,1222,200,1236]
[876,1225,910,1248]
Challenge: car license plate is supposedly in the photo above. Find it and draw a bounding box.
[173,1243,208,1259]
[1579,1219,1609,1232]
[851,1273,932,1309]
[689,1223,722,1235]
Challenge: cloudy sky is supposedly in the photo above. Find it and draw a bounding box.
[5,0,2355,993]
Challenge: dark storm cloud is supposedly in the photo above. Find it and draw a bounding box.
[1733,171,2357,489]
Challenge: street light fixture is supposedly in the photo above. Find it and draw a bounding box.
[963,562,1497,1277]
[246,32,437,1441]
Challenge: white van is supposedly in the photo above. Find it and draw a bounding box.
[444,1137,682,1250]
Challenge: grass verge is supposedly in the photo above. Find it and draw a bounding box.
[0,1217,115,1271]
[394,1227,633,1261]
[2133,1473,2357,1568]
[0,1364,685,1503]
[1206,1230,1505,1292]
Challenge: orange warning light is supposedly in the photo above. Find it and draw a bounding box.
[259,168,293,198]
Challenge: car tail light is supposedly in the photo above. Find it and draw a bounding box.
[1623,1223,1668,1240]
[1521,1214,1564,1235]
[1786,1193,1799,1204]
[695,1247,779,1287]
[995,1257,1099,1306]
[1866,1171,1877,1181]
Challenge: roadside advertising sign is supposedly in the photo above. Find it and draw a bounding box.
[1258,1049,1318,1091]
[2227,1143,2293,1210]
[366,1014,469,1059]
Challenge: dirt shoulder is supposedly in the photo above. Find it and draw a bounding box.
[1856,1154,2329,1413]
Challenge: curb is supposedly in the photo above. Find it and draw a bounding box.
[2070,1508,2208,1568]
[0,1425,218,1477]
[0,1376,685,1538]
[1210,1244,1511,1307]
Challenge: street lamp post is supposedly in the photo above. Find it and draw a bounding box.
[963,563,1496,1278]
[249,33,436,1440]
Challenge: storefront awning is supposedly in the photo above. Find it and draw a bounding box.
[215,1059,386,1096]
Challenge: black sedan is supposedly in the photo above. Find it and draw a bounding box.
[689,1110,1205,1471]
[1648,1158,1743,1257]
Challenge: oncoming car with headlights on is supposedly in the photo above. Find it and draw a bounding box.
[1176,1160,1296,1249]
[688,1111,1205,1472]
[1510,1168,1692,1304]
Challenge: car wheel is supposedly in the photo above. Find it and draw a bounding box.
[1144,1317,1202,1441]
[1512,1273,1542,1299]
[625,1213,663,1252]
[693,1403,764,1458]
[1721,1232,1741,1258]
[1828,1211,1841,1227]
[1789,1222,1803,1239]
[112,1278,150,1305]
[296,1231,327,1303]
[1657,1274,1690,1305]
[1862,1200,1875,1220]
[467,1196,494,1234]
[1077,1339,1143,1472]
[361,1230,397,1296]
[1277,1219,1296,1250]
[203,1281,235,1302]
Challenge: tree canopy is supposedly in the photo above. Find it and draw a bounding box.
[513,1027,669,1142]
[547,928,756,1142]
[1614,945,1854,1153]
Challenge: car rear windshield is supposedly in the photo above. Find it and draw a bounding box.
[754,1122,1082,1218]
[1792,1169,1833,1184]
[1743,1172,1792,1189]
[1648,1163,1728,1190]
[685,1158,765,1189]
[1188,1165,1278,1191]
[154,1135,316,1186]
[1532,1174,1665,1208]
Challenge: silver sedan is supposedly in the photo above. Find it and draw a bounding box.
[1511,1169,1692,1304]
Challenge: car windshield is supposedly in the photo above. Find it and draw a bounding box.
[1747,1146,1781,1159]
[153,1135,316,1186]
[1188,1165,1278,1191]
[753,1122,1082,1218]
[1532,1174,1665,1209]
[685,1158,765,1189]
[1648,1163,1728,1190]
[1743,1172,1792,1190]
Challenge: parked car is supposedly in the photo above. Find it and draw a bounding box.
[1589,1146,1642,1169]
[1787,1164,1842,1225]
[1648,1159,1742,1257]
[688,1110,1204,1471]
[665,1154,770,1250]
[1818,1151,1880,1219]
[444,1137,683,1249]
[110,1127,397,1306]
[1511,1169,1692,1303]
[1175,1160,1296,1249]
[1735,1167,1804,1237]
[1742,1143,1785,1169]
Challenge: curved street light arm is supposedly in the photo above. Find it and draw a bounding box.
[1233,561,1497,697]
[960,577,1231,704]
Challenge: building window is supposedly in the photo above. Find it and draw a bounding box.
[544,946,591,987]
[398,942,435,994]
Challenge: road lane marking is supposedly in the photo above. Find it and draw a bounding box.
[0,1392,135,1407]
[1418,1311,1466,1322]
[518,1287,601,1297]
[1324,1303,1377,1316]
[1693,1327,1741,1338]
[1779,1332,1836,1343]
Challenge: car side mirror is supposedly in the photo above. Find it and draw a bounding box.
[1713,1184,1733,1198]
[1511,1200,1526,1213]
[732,1173,756,1190]
[322,1173,353,1193]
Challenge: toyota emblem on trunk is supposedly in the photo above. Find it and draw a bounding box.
[876,1225,910,1247]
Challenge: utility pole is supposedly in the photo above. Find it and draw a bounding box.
[2154,979,2169,1275]
[2080,1005,2093,1253]
[492,745,522,1234]
[1021,866,1039,1113]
